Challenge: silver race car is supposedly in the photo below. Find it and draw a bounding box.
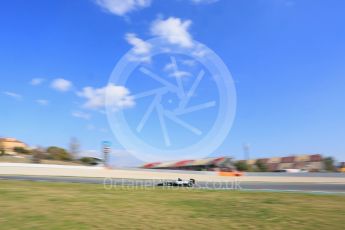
[157,178,196,187]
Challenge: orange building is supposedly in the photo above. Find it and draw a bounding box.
[0,137,28,154]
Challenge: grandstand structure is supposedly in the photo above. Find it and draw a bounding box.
[244,154,324,172]
[143,154,325,172]
[142,157,235,171]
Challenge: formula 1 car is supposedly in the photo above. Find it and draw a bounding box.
[157,178,196,187]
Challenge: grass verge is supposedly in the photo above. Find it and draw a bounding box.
[0,180,344,229]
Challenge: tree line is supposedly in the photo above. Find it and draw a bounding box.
[0,137,101,165]
[234,157,338,172]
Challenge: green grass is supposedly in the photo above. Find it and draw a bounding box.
[0,180,344,229]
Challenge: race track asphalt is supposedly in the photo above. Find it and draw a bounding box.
[1,175,344,194]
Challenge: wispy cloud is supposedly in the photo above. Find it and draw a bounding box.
[77,84,135,111]
[72,111,91,120]
[51,78,73,92]
[30,78,45,86]
[3,91,22,100]
[164,62,175,71]
[164,58,192,78]
[192,44,208,57]
[151,17,193,47]
[125,33,151,62]
[94,0,151,16]
[169,70,191,78]
[36,99,49,106]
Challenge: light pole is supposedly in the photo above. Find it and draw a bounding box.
[102,141,112,168]
[243,143,250,161]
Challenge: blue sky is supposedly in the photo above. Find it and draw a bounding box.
[0,0,344,164]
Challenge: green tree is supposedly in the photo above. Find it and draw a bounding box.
[255,160,268,172]
[234,161,249,171]
[80,157,101,166]
[323,157,336,172]
[13,147,31,154]
[31,148,46,163]
[46,146,72,161]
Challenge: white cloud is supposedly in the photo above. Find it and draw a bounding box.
[3,91,22,100]
[72,111,91,120]
[151,17,193,47]
[163,62,175,72]
[164,59,191,78]
[77,84,134,111]
[51,78,73,92]
[125,33,151,54]
[36,99,49,106]
[192,49,207,57]
[169,70,191,78]
[164,59,196,70]
[125,33,151,62]
[30,78,45,86]
[192,44,208,57]
[95,0,151,16]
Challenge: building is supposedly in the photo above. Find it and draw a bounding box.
[142,154,325,172]
[337,162,345,173]
[0,138,28,155]
[244,154,324,172]
[142,157,235,171]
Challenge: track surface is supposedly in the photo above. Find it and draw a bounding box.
[1,175,344,194]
